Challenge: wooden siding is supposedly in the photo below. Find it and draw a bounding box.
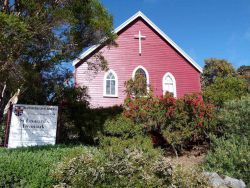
[75,18,201,108]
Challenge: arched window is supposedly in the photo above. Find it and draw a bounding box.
[132,66,149,94]
[162,72,176,97]
[103,70,118,97]
[132,66,149,84]
[135,68,147,79]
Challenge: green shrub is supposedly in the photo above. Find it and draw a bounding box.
[0,145,91,187]
[102,114,142,138]
[203,136,250,184]
[218,95,250,139]
[172,166,210,188]
[203,76,248,107]
[124,73,148,97]
[203,96,250,184]
[53,149,170,187]
[53,148,209,187]
[201,58,237,88]
[100,115,162,157]
[59,103,122,145]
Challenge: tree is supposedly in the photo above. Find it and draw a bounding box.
[203,76,247,107]
[201,58,236,88]
[238,65,250,92]
[0,0,116,120]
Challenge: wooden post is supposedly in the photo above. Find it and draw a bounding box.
[4,103,13,148]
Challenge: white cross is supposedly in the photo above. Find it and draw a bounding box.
[134,30,146,55]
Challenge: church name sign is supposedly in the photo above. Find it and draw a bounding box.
[7,104,58,148]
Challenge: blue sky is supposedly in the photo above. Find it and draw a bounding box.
[100,0,250,68]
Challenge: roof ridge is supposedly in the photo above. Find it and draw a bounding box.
[73,11,202,73]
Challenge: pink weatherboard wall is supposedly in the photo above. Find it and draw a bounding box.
[75,18,201,108]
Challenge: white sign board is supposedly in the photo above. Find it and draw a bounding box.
[8,104,58,148]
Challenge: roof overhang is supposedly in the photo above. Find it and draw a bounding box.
[72,11,203,73]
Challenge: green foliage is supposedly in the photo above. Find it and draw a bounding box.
[123,92,215,153]
[238,65,250,92]
[0,145,91,187]
[162,93,216,153]
[53,148,209,187]
[203,96,250,184]
[203,76,248,107]
[0,114,210,188]
[203,136,250,184]
[53,148,171,187]
[124,92,166,128]
[201,58,248,107]
[100,115,162,156]
[201,58,236,88]
[0,0,116,121]
[172,167,210,188]
[124,73,148,97]
[59,99,123,144]
[218,95,250,139]
[102,115,142,138]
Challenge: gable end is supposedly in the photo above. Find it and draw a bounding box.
[73,11,202,73]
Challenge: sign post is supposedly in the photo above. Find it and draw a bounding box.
[6,104,58,148]
[4,103,12,147]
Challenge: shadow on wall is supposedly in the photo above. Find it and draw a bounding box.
[58,105,123,145]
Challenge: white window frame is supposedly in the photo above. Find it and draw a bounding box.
[162,72,177,97]
[103,69,118,97]
[132,65,150,92]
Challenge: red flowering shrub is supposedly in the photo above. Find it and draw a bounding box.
[124,93,166,130]
[182,93,215,131]
[162,93,215,152]
[123,89,215,153]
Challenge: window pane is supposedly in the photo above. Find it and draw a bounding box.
[111,80,115,95]
[107,72,115,80]
[106,80,110,94]
[165,76,173,84]
[107,73,111,79]
[164,83,173,91]
[135,68,146,79]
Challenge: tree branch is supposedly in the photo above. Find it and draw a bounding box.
[3,0,9,13]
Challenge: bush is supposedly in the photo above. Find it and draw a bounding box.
[53,148,209,187]
[0,145,91,187]
[162,93,216,152]
[172,166,210,188]
[203,96,250,185]
[59,103,122,145]
[203,136,250,184]
[123,93,166,129]
[201,58,237,88]
[100,115,162,157]
[218,95,250,139]
[53,148,171,187]
[53,85,123,145]
[123,92,215,154]
[203,76,248,107]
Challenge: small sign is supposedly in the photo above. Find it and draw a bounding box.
[7,104,58,148]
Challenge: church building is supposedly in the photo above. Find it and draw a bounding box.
[73,11,202,108]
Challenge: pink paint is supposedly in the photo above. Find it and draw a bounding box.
[75,17,201,108]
